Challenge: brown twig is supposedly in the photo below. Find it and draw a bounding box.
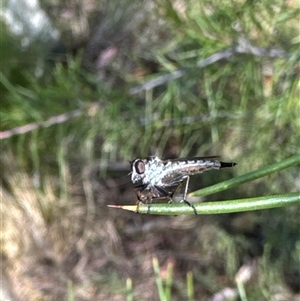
[0,103,100,140]
[129,42,286,95]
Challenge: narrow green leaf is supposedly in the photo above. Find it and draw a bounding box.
[153,257,167,301]
[187,272,195,301]
[164,260,174,301]
[67,279,74,301]
[126,278,133,301]
[136,193,300,215]
[191,154,300,197]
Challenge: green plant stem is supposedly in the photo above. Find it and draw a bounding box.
[164,261,173,301]
[236,280,248,301]
[136,192,300,215]
[126,278,133,301]
[191,154,300,197]
[67,280,74,301]
[153,257,167,301]
[186,272,195,301]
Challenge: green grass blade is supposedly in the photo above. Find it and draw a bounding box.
[191,154,300,197]
[136,192,300,215]
[153,257,167,301]
[236,281,248,301]
[67,279,75,301]
[164,260,173,301]
[187,271,195,301]
[126,278,133,301]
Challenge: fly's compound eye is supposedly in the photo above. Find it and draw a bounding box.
[133,160,145,174]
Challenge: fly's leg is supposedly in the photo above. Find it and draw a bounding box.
[182,176,198,215]
[146,200,152,214]
[183,176,189,202]
[135,199,152,214]
[135,192,151,214]
[170,179,197,215]
[135,198,142,213]
[137,201,141,213]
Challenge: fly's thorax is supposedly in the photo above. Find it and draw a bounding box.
[131,156,165,185]
[143,156,166,185]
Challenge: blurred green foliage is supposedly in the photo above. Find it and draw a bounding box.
[1,0,299,300]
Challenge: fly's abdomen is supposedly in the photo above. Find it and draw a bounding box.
[169,158,236,176]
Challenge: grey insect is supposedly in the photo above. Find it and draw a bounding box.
[130,156,237,206]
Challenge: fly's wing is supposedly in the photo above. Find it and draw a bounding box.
[162,175,186,187]
[162,156,220,163]
[162,156,237,168]
[159,156,221,196]
[160,156,236,183]
[161,156,221,184]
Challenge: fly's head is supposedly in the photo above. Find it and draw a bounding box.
[130,159,146,183]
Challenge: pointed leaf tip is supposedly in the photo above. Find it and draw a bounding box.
[107,204,138,212]
[107,204,123,209]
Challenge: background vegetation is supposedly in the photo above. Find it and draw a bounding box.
[1,0,299,300]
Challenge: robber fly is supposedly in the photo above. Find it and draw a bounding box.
[130,156,237,207]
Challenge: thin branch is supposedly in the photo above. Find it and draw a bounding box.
[0,103,100,140]
[129,42,287,95]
